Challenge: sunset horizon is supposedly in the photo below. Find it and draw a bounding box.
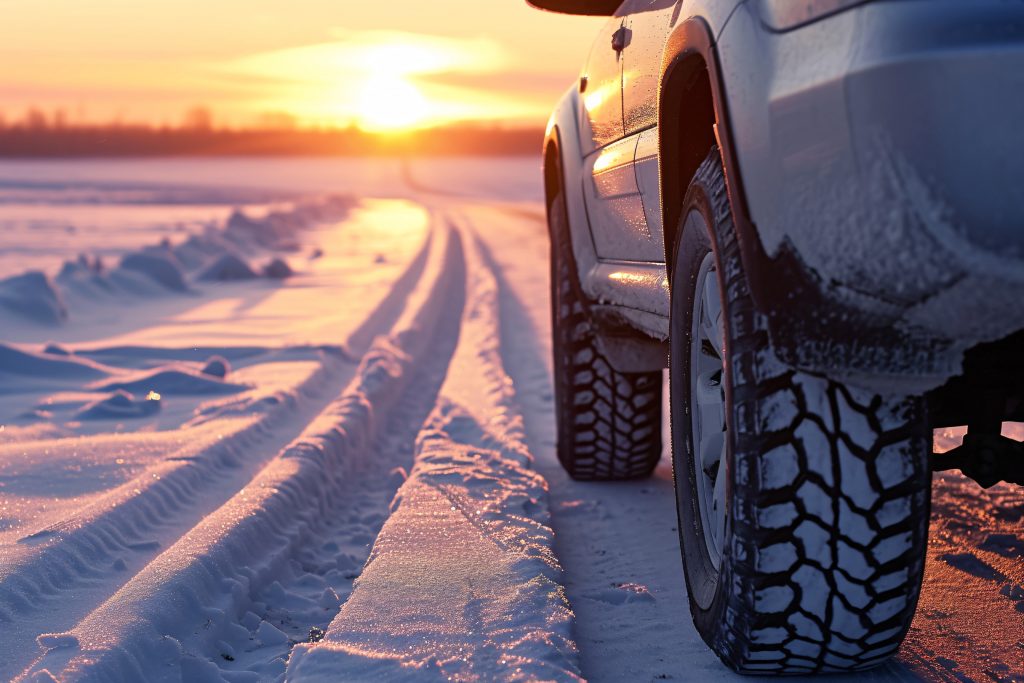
[1,1,604,133]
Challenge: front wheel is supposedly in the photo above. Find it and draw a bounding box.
[670,148,932,674]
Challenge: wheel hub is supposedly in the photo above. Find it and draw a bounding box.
[691,252,727,569]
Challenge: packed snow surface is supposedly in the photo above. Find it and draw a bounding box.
[0,157,1020,682]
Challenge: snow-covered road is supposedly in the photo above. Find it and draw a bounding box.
[0,159,1021,681]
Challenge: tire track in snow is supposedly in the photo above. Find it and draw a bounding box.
[287,220,581,681]
[0,222,438,680]
[180,240,466,681]
[0,356,339,681]
[468,205,713,682]
[13,219,457,682]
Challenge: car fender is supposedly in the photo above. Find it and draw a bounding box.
[544,85,601,302]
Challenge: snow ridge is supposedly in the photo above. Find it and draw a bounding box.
[287,224,581,682]
[0,195,353,328]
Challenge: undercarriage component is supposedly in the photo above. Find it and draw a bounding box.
[933,433,1024,488]
[928,330,1024,489]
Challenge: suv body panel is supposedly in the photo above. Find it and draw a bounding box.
[547,0,1024,390]
[722,0,1024,388]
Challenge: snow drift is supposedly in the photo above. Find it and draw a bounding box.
[0,271,67,324]
[2,195,353,327]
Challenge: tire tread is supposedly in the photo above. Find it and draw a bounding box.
[680,150,930,673]
[549,189,662,481]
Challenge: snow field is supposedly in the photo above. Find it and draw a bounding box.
[15,218,460,681]
[0,157,1021,681]
[898,470,1024,681]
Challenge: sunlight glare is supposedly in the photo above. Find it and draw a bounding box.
[356,73,429,132]
[221,32,515,129]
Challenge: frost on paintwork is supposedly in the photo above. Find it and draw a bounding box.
[765,132,1024,388]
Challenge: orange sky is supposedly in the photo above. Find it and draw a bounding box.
[0,1,605,130]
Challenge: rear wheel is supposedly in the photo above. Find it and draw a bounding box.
[670,148,932,673]
[548,183,662,480]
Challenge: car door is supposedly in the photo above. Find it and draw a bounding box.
[579,15,626,152]
[622,0,677,136]
[622,0,679,262]
[583,0,671,263]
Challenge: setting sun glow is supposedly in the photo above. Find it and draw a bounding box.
[356,74,428,131]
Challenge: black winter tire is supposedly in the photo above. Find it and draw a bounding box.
[548,185,662,480]
[669,148,932,674]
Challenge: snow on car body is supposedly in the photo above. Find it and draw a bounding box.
[532,0,1024,675]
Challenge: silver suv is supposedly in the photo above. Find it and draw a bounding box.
[532,0,1024,674]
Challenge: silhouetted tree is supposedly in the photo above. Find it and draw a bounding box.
[256,111,297,131]
[24,108,48,130]
[183,107,213,131]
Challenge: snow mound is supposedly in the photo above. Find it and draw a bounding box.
[92,364,248,395]
[262,257,293,279]
[291,195,352,224]
[200,355,230,378]
[76,390,162,420]
[222,196,352,252]
[0,271,68,324]
[0,342,109,380]
[42,342,72,356]
[55,259,114,299]
[1,194,353,326]
[197,253,256,282]
[58,254,104,279]
[116,251,188,292]
[171,232,232,270]
[225,209,290,249]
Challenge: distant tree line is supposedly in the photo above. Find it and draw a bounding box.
[0,108,543,157]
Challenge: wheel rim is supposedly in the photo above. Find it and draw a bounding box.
[690,251,727,570]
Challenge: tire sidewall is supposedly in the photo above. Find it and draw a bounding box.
[549,186,579,474]
[548,181,663,480]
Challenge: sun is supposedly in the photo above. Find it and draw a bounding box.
[356,74,430,132]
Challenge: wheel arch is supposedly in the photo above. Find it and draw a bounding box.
[657,16,765,305]
[542,87,602,298]
[545,92,669,372]
[543,133,562,218]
